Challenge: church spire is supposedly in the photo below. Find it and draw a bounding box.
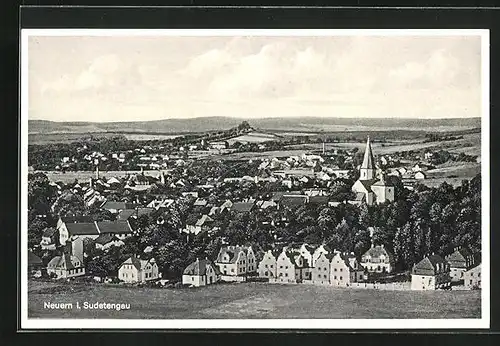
[359,136,376,180]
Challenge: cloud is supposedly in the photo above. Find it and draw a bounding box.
[40,54,143,95]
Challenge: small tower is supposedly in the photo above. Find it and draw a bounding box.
[359,136,376,180]
[93,158,100,180]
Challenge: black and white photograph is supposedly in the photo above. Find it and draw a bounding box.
[20,29,489,329]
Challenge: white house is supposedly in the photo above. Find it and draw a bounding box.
[182,258,220,287]
[411,254,451,290]
[118,257,159,283]
[215,245,257,277]
[47,254,85,279]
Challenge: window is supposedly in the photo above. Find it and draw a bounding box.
[270,265,273,268]
[340,276,343,280]
[324,275,327,279]
[279,273,283,277]
[280,266,283,269]
[285,273,288,277]
[265,264,268,268]
[265,271,268,276]
[192,277,194,281]
[470,280,473,285]
[340,268,343,272]
[471,273,474,277]
[334,276,337,279]
[479,272,481,277]
[285,266,288,269]
[334,268,337,272]
[318,274,321,278]
[231,268,234,273]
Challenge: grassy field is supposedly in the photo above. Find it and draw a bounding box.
[28,280,480,319]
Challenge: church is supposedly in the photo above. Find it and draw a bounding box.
[351,137,395,206]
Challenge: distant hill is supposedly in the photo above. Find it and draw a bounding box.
[28,117,481,135]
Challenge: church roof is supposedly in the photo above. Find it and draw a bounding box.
[361,137,376,170]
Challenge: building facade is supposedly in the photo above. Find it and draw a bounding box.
[411,254,451,290]
[118,257,159,283]
[182,258,220,287]
[360,244,394,273]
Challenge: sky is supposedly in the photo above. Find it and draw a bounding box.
[27,33,483,122]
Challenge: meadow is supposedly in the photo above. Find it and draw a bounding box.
[28,280,481,319]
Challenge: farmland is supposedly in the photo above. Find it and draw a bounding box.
[28,280,480,319]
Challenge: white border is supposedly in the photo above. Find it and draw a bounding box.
[20,29,490,330]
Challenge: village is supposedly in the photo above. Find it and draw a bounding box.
[27,127,482,295]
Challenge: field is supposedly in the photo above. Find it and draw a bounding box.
[227,132,281,144]
[37,170,169,183]
[28,280,481,319]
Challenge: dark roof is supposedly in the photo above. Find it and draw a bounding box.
[361,137,376,170]
[96,221,133,234]
[136,207,154,217]
[280,195,308,207]
[28,251,43,265]
[308,196,329,205]
[271,192,285,202]
[101,201,136,210]
[445,247,474,268]
[121,256,142,270]
[358,179,377,192]
[94,233,119,245]
[117,209,136,220]
[47,254,76,270]
[216,246,251,263]
[65,222,99,236]
[61,215,93,223]
[362,245,393,262]
[231,202,254,212]
[412,254,449,276]
[183,259,220,276]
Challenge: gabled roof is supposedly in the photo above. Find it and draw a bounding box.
[183,259,220,276]
[361,137,376,170]
[231,202,254,212]
[60,215,93,223]
[280,195,308,207]
[47,254,78,270]
[120,256,155,271]
[117,209,136,220]
[412,254,449,276]
[96,221,133,234]
[101,201,136,210]
[308,196,329,205]
[94,233,120,245]
[445,247,474,268]
[65,222,99,236]
[362,245,393,261]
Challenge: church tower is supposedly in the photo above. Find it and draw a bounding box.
[359,136,376,180]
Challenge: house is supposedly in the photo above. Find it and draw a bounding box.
[94,233,125,251]
[215,245,257,277]
[193,198,208,207]
[258,250,278,279]
[360,244,394,273]
[101,200,137,213]
[311,252,332,285]
[28,251,43,277]
[411,254,451,290]
[57,219,100,245]
[330,252,364,287]
[96,220,134,240]
[185,215,214,236]
[312,244,331,267]
[298,243,315,266]
[182,258,220,287]
[46,254,85,279]
[275,248,309,283]
[464,264,481,289]
[414,171,427,180]
[40,228,58,250]
[445,247,476,283]
[118,257,159,283]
